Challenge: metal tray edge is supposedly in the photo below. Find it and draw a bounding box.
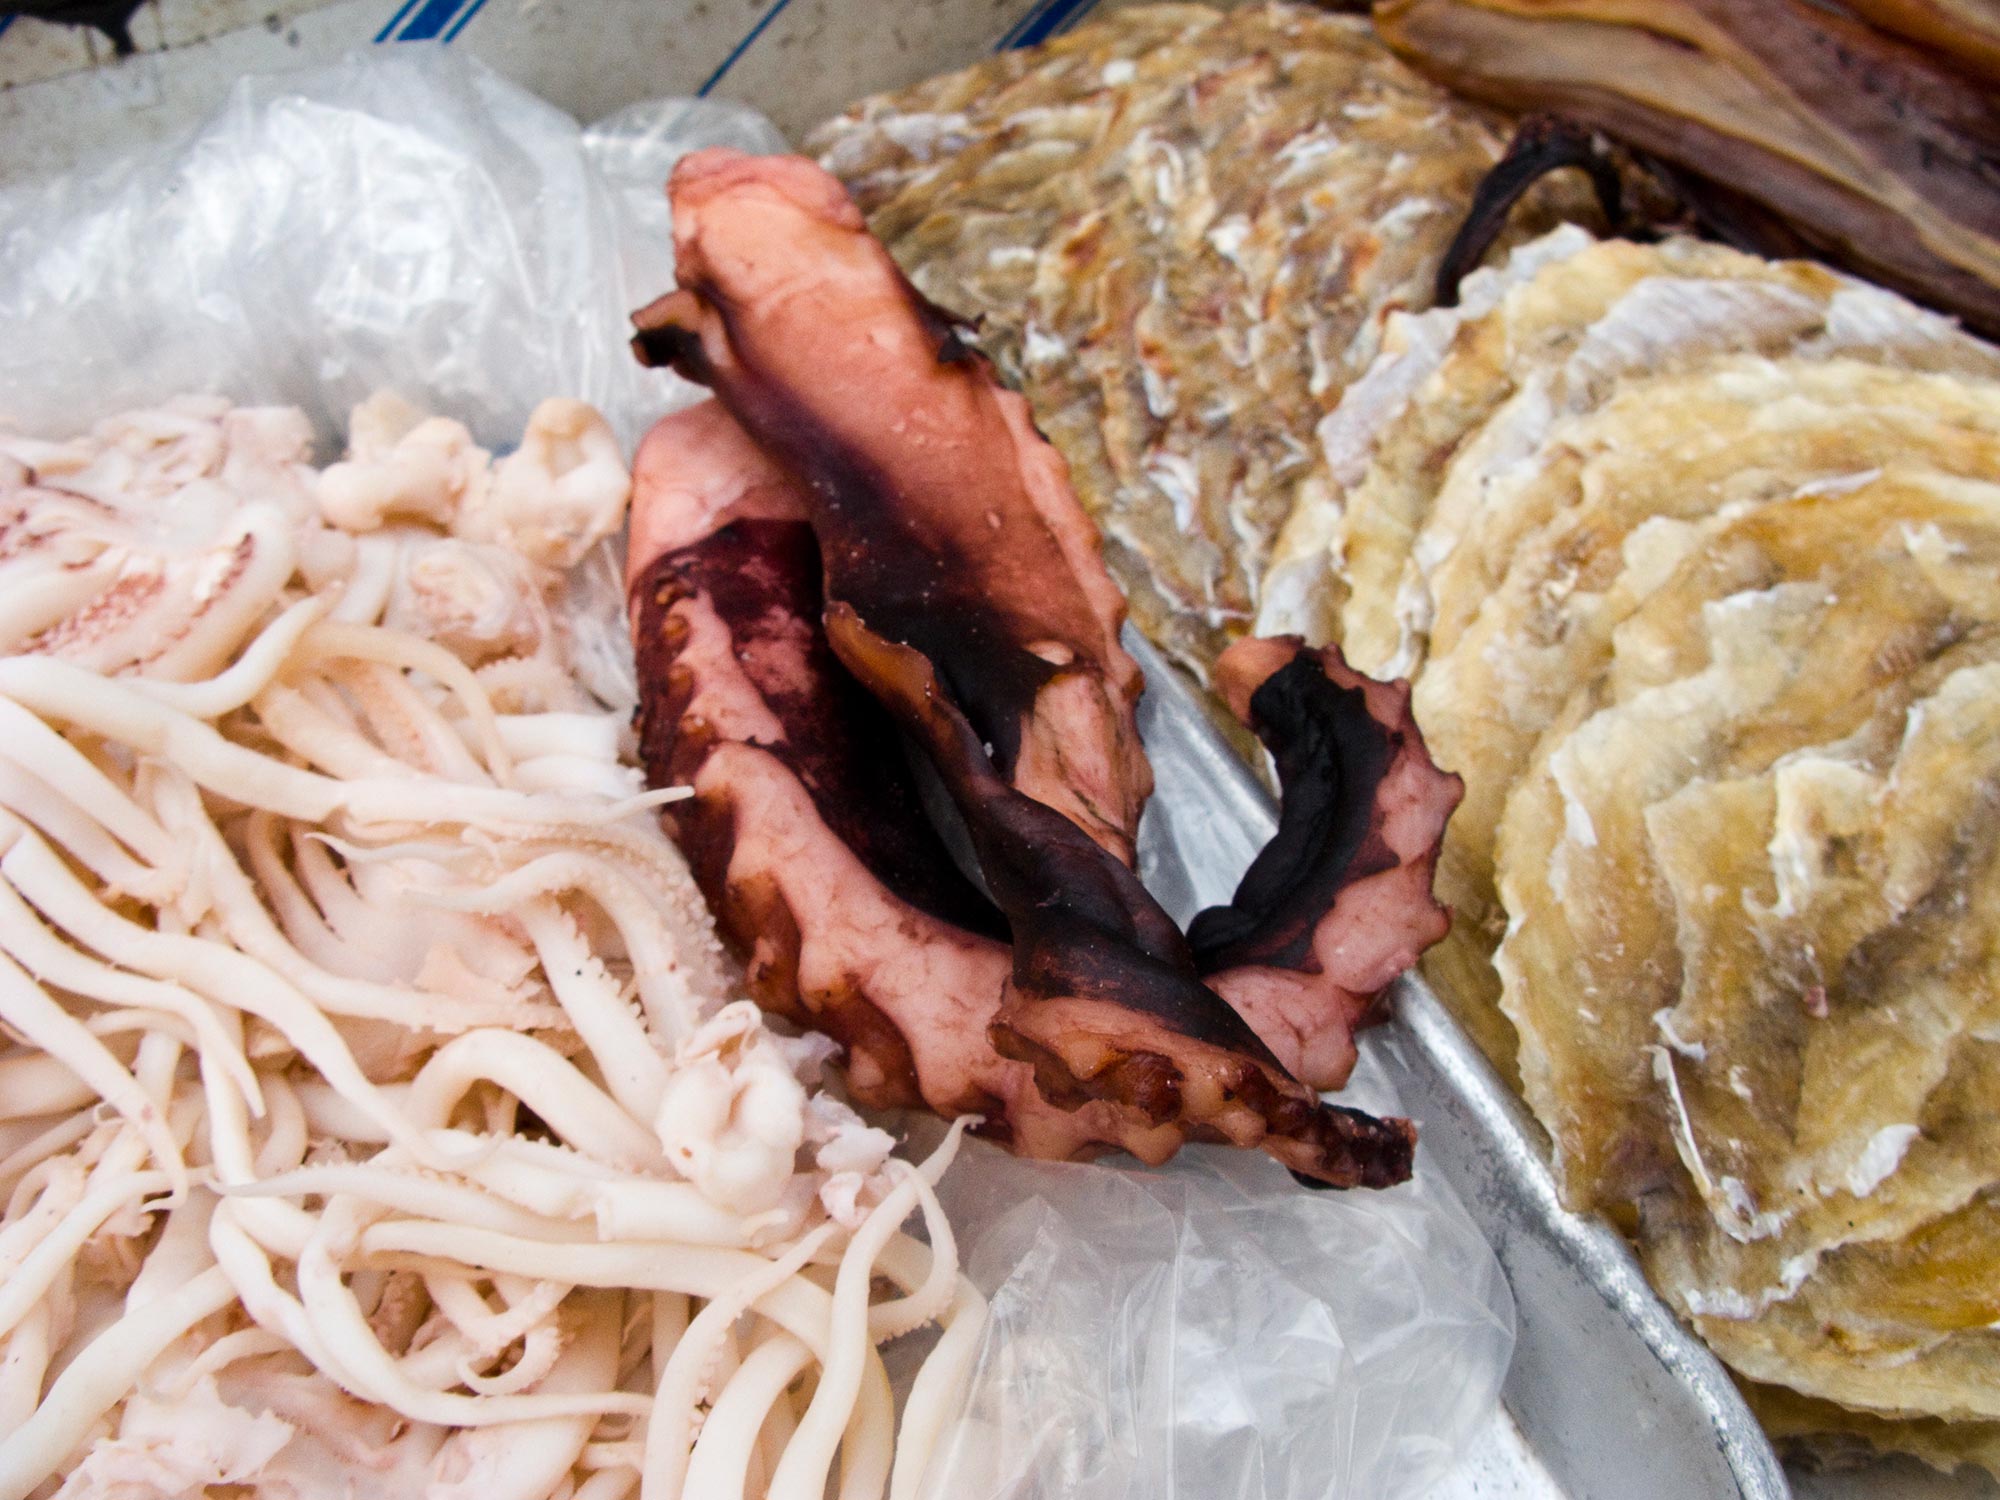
[1124,626,1791,1500]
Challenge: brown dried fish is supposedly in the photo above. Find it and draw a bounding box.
[1374,0,2000,339]
[810,2,1592,679]
[1839,0,2000,87]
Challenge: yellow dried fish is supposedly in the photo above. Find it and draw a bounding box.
[1311,242,2000,1455]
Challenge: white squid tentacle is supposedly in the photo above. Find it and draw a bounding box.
[402,1030,663,1172]
[0,697,176,870]
[253,677,428,783]
[290,1194,652,1427]
[430,853,708,1045]
[0,1172,180,1341]
[327,657,492,786]
[0,923,187,1201]
[638,1223,839,1500]
[127,593,329,719]
[683,1330,814,1500]
[515,898,671,1122]
[426,1290,626,1500]
[768,1147,957,1500]
[884,1277,987,1500]
[0,1115,96,1199]
[0,1295,53,1436]
[0,1263,235,1499]
[296,618,512,782]
[0,759,176,904]
[0,877,261,1118]
[1,822,458,1171]
[180,800,559,1033]
[226,1160,587,1244]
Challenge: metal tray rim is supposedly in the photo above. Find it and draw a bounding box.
[1124,626,1791,1500]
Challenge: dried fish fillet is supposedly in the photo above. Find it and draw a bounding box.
[1499,470,2000,1204]
[1639,638,2000,1272]
[1495,579,1831,1208]
[1703,1189,2000,1422]
[1276,234,2000,685]
[810,2,1592,679]
[1405,359,2000,1080]
[1289,243,2000,1078]
[1424,374,2000,939]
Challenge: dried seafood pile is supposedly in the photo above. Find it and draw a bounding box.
[0,396,981,1499]
[809,1,1591,679]
[1269,225,2000,1470]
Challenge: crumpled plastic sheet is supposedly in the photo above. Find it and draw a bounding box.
[0,47,1516,1500]
[0,47,783,452]
[905,1131,1514,1500]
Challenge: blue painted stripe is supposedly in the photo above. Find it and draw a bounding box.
[393,0,476,42]
[1003,0,1099,49]
[441,0,491,42]
[373,0,423,43]
[997,0,1058,49]
[696,0,795,97]
[0,16,14,38]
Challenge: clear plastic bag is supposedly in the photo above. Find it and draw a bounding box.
[910,1133,1514,1500]
[0,48,1514,1500]
[0,46,784,452]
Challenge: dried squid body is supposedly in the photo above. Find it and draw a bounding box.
[0,394,983,1500]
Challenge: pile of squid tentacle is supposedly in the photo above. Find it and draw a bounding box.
[0,395,982,1500]
[626,149,1463,1190]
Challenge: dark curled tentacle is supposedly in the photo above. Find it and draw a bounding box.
[1436,113,1625,306]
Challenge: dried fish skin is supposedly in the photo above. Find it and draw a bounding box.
[812,2,1592,679]
[1374,0,2000,338]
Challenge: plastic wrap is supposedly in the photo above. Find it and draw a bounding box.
[0,48,1514,1500]
[0,47,785,452]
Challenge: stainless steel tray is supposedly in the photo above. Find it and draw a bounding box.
[1125,628,1791,1500]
